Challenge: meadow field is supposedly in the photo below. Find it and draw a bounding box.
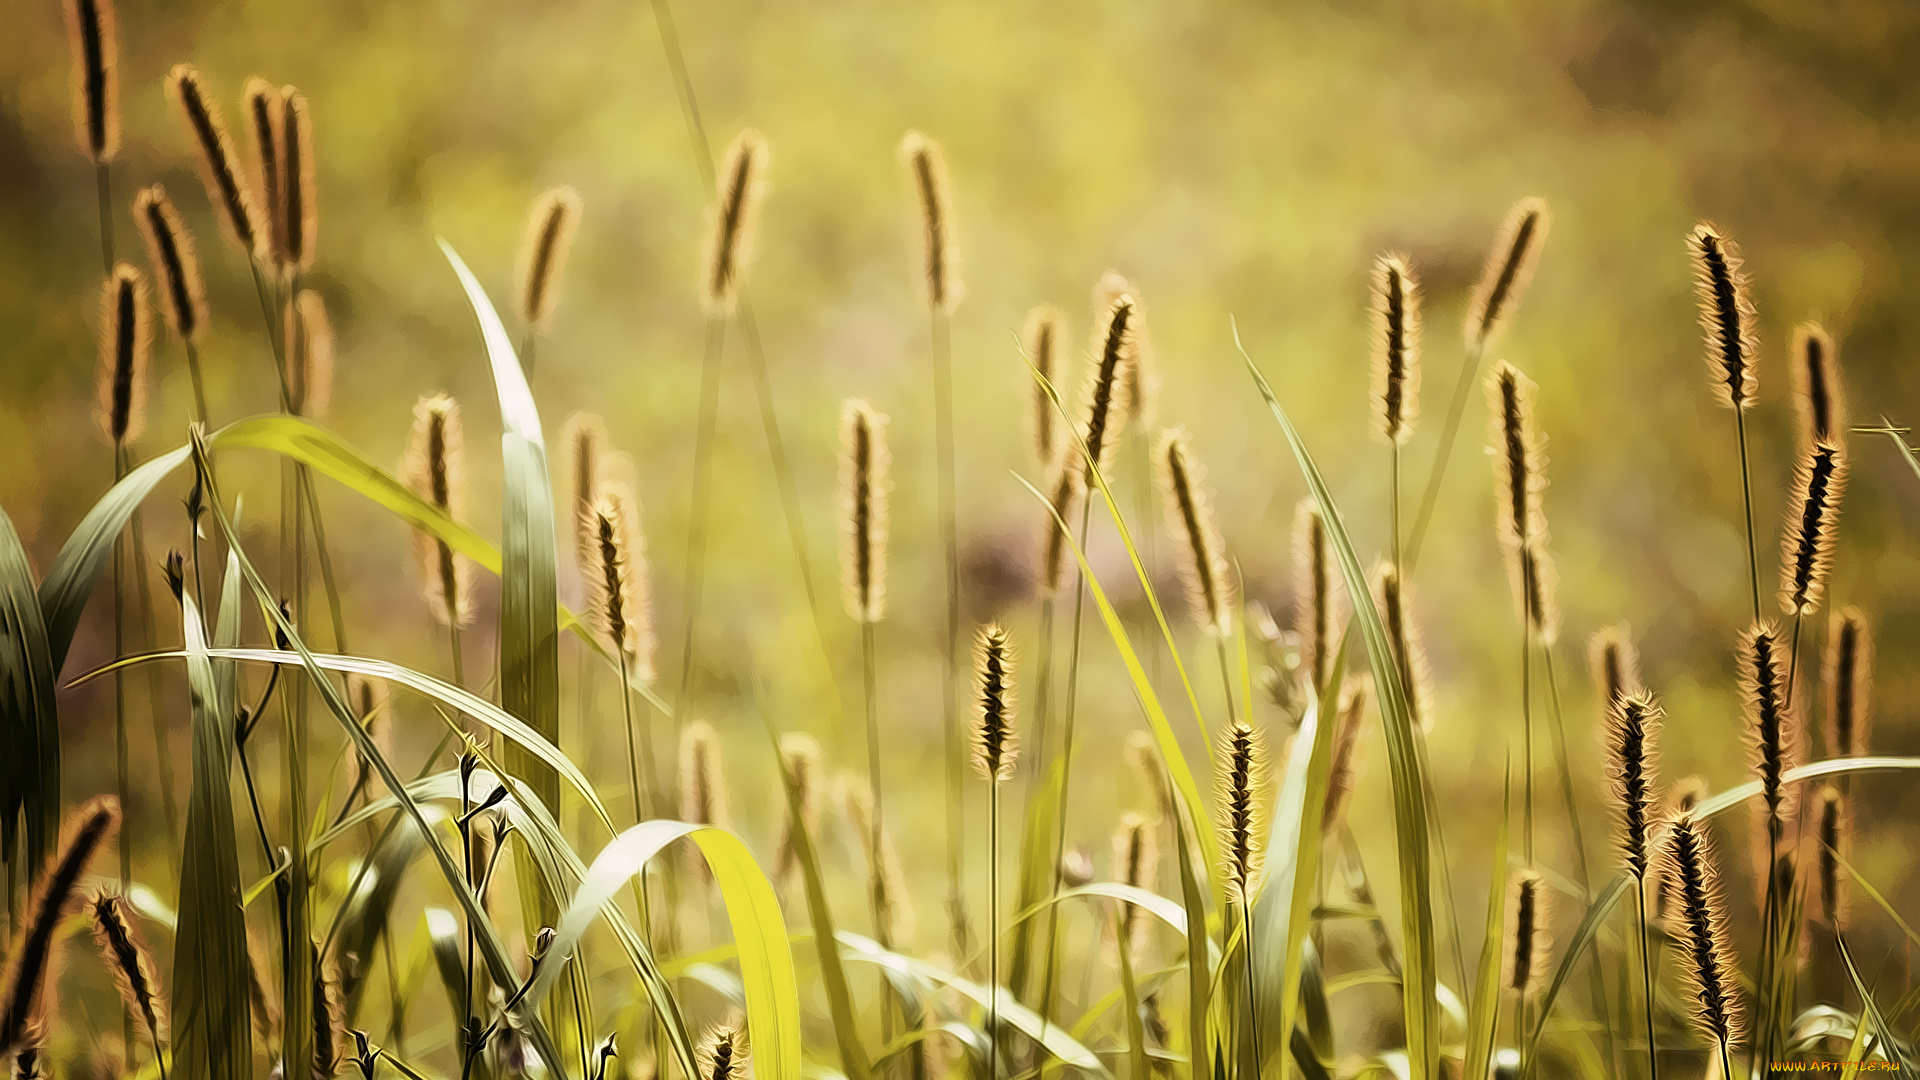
[1,1,1919,1078]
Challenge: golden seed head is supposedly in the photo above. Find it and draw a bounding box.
[837,399,891,623]
[1688,222,1759,411]
[1815,784,1849,930]
[517,186,584,331]
[681,721,728,886]
[1823,606,1872,757]
[243,77,284,265]
[1588,624,1640,714]
[561,411,610,568]
[0,797,120,1053]
[1778,441,1846,617]
[900,130,962,313]
[1370,253,1422,444]
[583,481,654,676]
[1157,427,1234,637]
[1740,620,1799,846]
[1792,322,1843,447]
[133,184,208,346]
[696,1021,748,1080]
[1487,359,1549,561]
[1503,867,1549,997]
[404,393,473,628]
[281,86,316,271]
[1215,721,1268,906]
[96,262,150,447]
[169,65,263,259]
[1077,285,1143,479]
[971,624,1018,783]
[1662,812,1744,1049]
[1096,271,1157,428]
[1124,730,1176,825]
[773,733,824,896]
[285,289,334,417]
[64,0,120,162]
[1464,196,1549,351]
[1605,690,1662,879]
[1036,457,1085,595]
[1107,812,1159,962]
[1023,304,1070,470]
[1519,542,1561,644]
[1291,499,1345,696]
[1372,561,1433,734]
[1322,678,1370,836]
[88,892,166,1045]
[702,129,771,315]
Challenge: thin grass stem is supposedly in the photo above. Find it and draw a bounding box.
[1736,410,1761,624]
[932,308,968,960]
[1405,341,1483,572]
[675,316,727,731]
[1634,878,1659,1080]
[1039,494,1096,1026]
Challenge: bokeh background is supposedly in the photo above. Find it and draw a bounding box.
[3,0,1919,1004]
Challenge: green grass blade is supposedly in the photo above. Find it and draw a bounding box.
[1118,907,1148,1080]
[171,576,254,1080]
[1463,767,1511,1080]
[1173,797,1213,1080]
[1240,328,1437,1079]
[0,505,59,869]
[1521,875,1627,1070]
[1837,932,1916,1069]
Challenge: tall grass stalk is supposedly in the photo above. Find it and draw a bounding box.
[675,316,727,736]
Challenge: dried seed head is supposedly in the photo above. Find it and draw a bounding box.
[404,394,472,628]
[243,77,284,266]
[1814,784,1848,930]
[169,65,263,258]
[773,733,824,897]
[1503,868,1549,997]
[696,1022,748,1080]
[517,186,583,331]
[1464,197,1549,351]
[1096,271,1157,428]
[1487,360,1549,567]
[1036,458,1084,595]
[1588,624,1641,714]
[280,87,316,271]
[1740,620,1799,846]
[133,185,208,346]
[1157,428,1234,637]
[1688,222,1758,411]
[64,0,119,162]
[1656,776,1710,924]
[1823,606,1872,757]
[1370,254,1422,444]
[561,412,612,567]
[285,289,333,417]
[0,798,120,1054]
[1322,678,1370,836]
[837,399,891,622]
[701,129,769,315]
[843,776,915,944]
[899,131,961,313]
[1124,731,1176,825]
[1023,304,1069,469]
[971,624,1018,783]
[96,262,150,446]
[1215,721,1268,906]
[312,940,344,1080]
[1663,812,1745,1049]
[1778,442,1846,616]
[88,892,166,1045]
[583,481,654,675]
[1606,691,1662,879]
[1077,287,1142,480]
[1792,322,1843,447]
[1291,500,1346,695]
[1108,812,1158,962]
[1372,562,1433,734]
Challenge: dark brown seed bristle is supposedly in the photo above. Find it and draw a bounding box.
[1825,607,1872,757]
[1689,223,1757,410]
[1607,691,1662,879]
[1663,813,1744,1049]
[1742,621,1797,833]
[0,798,120,1053]
[67,0,119,161]
[169,65,261,257]
[1779,442,1846,616]
[972,624,1017,783]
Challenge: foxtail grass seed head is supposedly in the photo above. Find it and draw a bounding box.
[64,0,119,162]
[1291,500,1346,695]
[1589,624,1641,712]
[1657,776,1710,924]
[1778,441,1846,616]
[516,186,583,331]
[1370,254,1422,444]
[133,184,207,346]
[168,65,262,258]
[1464,196,1549,351]
[1124,730,1176,824]
[1520,542,1561,644]
[1503,868,1548,998]
[1096,271,1157,427]
[1077,286,1142,480]
[1322,679,1370,836]
[1823,606,1872,757]
[1216,721,1268,906]
[838,399,891,622]
[701,130,769,315]
[311,941,344,1080]
[1157,428,1233,636]
[404,394,472,628]
[1487,360,1549,561]
[774,733,824,895]
[1793,322,1843,447]
[1108,813,1158,961]
[584,481,654,677]
[1606,691,1662,879]
[843,776,915,943]
[281,87,316,271]
[971,624,1018,783]
[697,1022,747,1080]
[680,721,727,831]
[1689,222,1758,411]
[1741,620,1799,839]
[88,893,165,1046]
[1815,784,1848,930]
[900,130,961,313]
[97,263,150,447]
[1024,304,1068,469]
[0,797,120,1054]
[242,77,284,262]
[285,289,333,417]
[1663,812,1744,1050]
[1037,457,1084,595]
[1372,562,1433,734]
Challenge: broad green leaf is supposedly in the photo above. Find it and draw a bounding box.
[0,505,58,867]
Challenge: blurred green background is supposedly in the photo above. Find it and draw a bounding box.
[3,0,1918,983]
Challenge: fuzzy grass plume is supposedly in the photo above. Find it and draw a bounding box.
[1792,322,1842,446]
[1077,286,1142,480]
[1024,304,1067,469]
[1688,222,1758,411]
[971,624,1017,782]
[584,481,654,675]
[1292,499,1345,695]
[168,65,261,258]
[516,186,583,331]
[285,289,333,417]
[1215,721,1267,906]
[1502,868,1548,997]
[404,393,472,628]
[837,398,891,622]
[1156,427,1232,636]
[133,185,207,345]
[1589,624,1641,713]
[243,78,283,260]
[562,411,610,567]
[773,733,823,897]
[1663,812,1745,1052]
[0,798,120,1054]
[1487,360,1548,564]
[281,86,316,271]
[696,1021,748,1080]
[1814,784,1848,930]
[1037,459,1084,595]
[1370,254,1421,444]
[1322,679,1369,836]
[899,131,961,313]
[88,893,167,1052]
[1823,606,1872,756]
[702,130,768,315]
[1124,730,1176,825]
[63,0,119,162]
[1464,196,1549,351]
[1741,621,1799,837]
[96,262,149,446]
[1372,562,1432,733]
[1605,691,1662,878]
[1520,543,1560,644]
[1108,812,1158,961]
[1778,441,1846,616]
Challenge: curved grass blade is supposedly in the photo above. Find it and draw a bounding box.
[1240,326,1436,1079]
[1463,767,1511,1080]
[1173,796,1212,1080]
[0,505,59,868]
[1838,932,1918,1069]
